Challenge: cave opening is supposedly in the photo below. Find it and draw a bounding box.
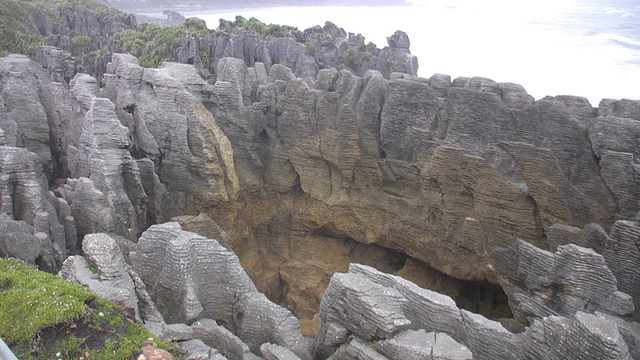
[229,225,512,336]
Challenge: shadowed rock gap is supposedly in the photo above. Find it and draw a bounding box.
[206,193,512,335]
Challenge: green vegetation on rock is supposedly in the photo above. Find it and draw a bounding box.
[0,0,130,57]
[220,15,291,37]
[305,42,319,57]
[114,17,212,68]
[0,257,178,360]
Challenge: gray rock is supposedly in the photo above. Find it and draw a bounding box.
[0,146,66,271]
[259,343,301,360]
[428,74,452,98]
[432,333,473,360]
[595,312,640,359]
[379,77,439,161]
[59,253,140,320]
[131,222,256,325]
[522,312,632,360]
[163,322,194,341]
[192,318,259,360]
[319,272,411,340]
[181,339,225,360]
[375,329,435,359]
[459,310,520,360]
[375,329,471,360]
[235,292,311,359]
[329,338,388,360]
[349,264,466,342]
[0,55,55,175]
[104,54,239,219]
[492,239,635,328]
[375,31,418,79]
[545,95,595,125]
[603,220,640,321]
[0,217,42,265]
[330,265,517,360]
[598,98,640,121]
[131,222,308,357]
[35,46,77,86]
[499,82,534,109]
[58,233,142,320]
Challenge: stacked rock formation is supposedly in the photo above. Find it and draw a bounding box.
[60,223,311,359]
[2,45,640,359]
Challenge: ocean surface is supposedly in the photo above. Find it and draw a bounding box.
[172,0,639,105]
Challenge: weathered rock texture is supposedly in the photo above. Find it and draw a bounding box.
[59,233,141,319]
[131,222,311,359]
[492,239,635,329]
[313,264,637,360]
[2,44,640,359]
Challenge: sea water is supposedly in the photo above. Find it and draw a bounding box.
[180,0,639,105]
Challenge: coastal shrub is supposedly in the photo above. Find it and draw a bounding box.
[344,47,356,58]
[365,41,377,53]
[183,17,208,33]
[71,35,94,55]
[323,21,337,31]
[265,23,287,37]
[0,0,128,57]
[305,42,319,57]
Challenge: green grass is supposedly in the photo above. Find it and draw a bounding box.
[0,0,131,57]
[0,258,94,349]
[0,257,180,360]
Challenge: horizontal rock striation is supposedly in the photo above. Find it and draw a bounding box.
[315,264,637,360]
[492,239,635,329]
[2,43,640,359]
[131,222,311,359]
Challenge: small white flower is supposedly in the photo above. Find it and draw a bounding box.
[98,312,104,317]
[56,352,61,357]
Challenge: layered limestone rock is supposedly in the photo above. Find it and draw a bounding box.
[102,54,239,221]
[59,233,141,319]
[0,146,67,271]
[2,49,640,355]
[492,239,635,329]
[131,222,311,359]
[191,24,418,82]
[314,264,637,360]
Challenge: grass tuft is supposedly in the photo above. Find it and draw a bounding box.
[0,257,181,359]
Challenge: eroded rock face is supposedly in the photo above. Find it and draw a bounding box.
[2,50,640,351]
[492,239,634,329]
[0,146,67,271]
[131,222,311,359]
[315,264,636,360]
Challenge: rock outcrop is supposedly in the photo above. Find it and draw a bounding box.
[131,222,311,359]
[313,264,637,360]
[492,239,634,330]
[2,43,640,359]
